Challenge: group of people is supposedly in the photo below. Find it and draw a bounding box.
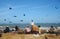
[1,23,59,35]
[25,25,59,35]
[0,24,59,38]
[3,26,19,33]
[25,25,41,34]
[47,26,59,35]
[3,25,40,34]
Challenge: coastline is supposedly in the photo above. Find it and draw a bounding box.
[0,25,60,31]
[0,25,60,39]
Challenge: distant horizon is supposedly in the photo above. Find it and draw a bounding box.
[0,23,60,28]
[0,22,60,24]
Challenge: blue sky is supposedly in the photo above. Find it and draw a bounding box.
[0,0,60,24]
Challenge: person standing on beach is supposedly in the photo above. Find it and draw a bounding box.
[15,26,19,31]
[38,25,41,34]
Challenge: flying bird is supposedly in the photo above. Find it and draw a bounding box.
[20,20,23,22]
[31,20,33,22]
[9,7,12,10]
[23,14,25,16]
[4,19,6,21]
[55,6,58,9]
[14,16,17,17]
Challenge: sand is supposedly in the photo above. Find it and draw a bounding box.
[0,33,60,39]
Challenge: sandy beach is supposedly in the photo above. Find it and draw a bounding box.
[0,24,60,39]
[0,33,60,39]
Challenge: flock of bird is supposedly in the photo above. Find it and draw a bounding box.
[3,7,29,23]
[1,6,59,23]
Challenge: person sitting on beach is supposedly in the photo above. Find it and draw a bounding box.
[48,26,55,33]
[31,21,39,34]
[25,26,31,34]
[4,26,10,33]
[31,25,39,34]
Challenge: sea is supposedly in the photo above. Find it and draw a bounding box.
[0,23,60,30]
